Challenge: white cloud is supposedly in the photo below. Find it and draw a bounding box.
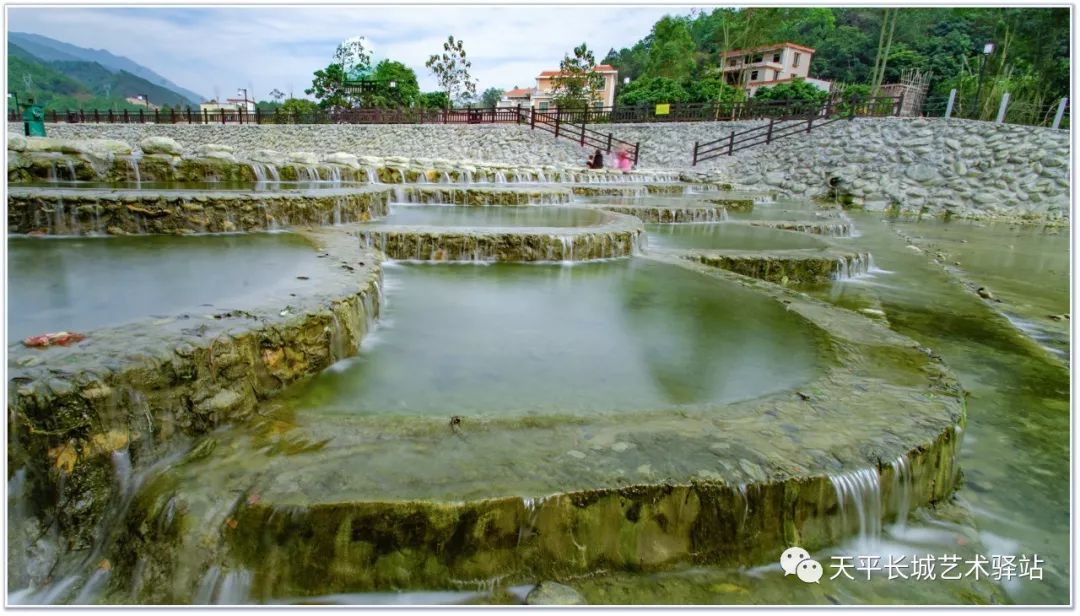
[8,5,697,101]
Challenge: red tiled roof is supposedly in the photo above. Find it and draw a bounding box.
[723,41,816,56]
[537,65,617,78]
[504,88,533,97]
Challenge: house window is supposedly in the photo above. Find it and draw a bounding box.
[752,54,764,63]
[538,102,549,111]
[772,51,781,63]
[793,52,801,68]
[727,57,737,67]
[750,70,759,81]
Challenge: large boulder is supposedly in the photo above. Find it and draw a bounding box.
[288,151,319,166]
[322,152,359,169]
[248,149,287,165]
[140,136,183,156]
[8,133,27,152]
[525,582,585,606]
[194,144,236,161]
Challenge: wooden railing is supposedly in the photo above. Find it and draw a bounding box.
[523,109,640,165]
[8,97,887,128]
[691,95,902,165]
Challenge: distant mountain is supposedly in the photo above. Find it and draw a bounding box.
[8,42,198,110]
[9,31,205,104]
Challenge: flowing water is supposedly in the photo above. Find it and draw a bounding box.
[4,182,1070,605]
[645,222,831,251]
[368,204,607,228]
[7,233,318,340]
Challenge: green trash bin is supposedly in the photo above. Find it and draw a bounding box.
[23,104,46,137]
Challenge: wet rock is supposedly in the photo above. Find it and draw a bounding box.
[976,287,994,300]
[140,136,183,156]
[8,133,27,152]
[288,151,319,166]
[526,582,586,605]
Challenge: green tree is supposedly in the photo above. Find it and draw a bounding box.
[617,77,690,106]
[363,60,420,108]
[426,35,476,106]
[753,78,829,103]
[480,87,504,108]
[305,63,350,109]
[418,91,450,109]
[645,16,696,80]
[686,78,744,104]
[552,43,605,110]
[305,37,374,109]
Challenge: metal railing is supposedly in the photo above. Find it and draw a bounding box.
[691,95,902,165]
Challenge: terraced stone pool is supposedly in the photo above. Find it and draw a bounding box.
[645,222,831,251]
[4,172,1068,607]
[368,204,606,228]
[275,259,825,417]
[8,233,318,340]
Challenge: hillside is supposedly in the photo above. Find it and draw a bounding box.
[8,42,199,110]
[603,7,1068,121]
[9,31,205,104]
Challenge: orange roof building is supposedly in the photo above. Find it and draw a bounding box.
[498,64,619,110]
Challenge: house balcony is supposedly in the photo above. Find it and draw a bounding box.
[722,61,783,73]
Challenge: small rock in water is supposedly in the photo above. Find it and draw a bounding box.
[859,308,886,317]
[610,441,633,453]
[566,450,586,459]
[526,582,586,606]
[976,286,994,300]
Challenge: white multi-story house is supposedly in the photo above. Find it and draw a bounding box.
[721,42,831,97]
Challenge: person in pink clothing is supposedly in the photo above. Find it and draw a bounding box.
[615,147,633,173]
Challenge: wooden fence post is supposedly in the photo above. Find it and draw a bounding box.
[766,117,775,143]
[1052,97,1068,129]
[516,104,522,124]
[554,111,561,138]
[727,130,735,155]
[633,142,640,166]
[692,141,699,166]
[606,133,612,152]
[580,120,586,146]
[530,109,536,130]
[256,107,261,125]
[807,116,814,133]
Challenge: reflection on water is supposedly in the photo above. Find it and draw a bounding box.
[7,233,316,339]
[276,259,823,417]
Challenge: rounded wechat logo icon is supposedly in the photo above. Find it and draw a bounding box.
[780,546,823,584]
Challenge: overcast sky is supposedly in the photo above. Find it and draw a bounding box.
[8,6,699,101]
